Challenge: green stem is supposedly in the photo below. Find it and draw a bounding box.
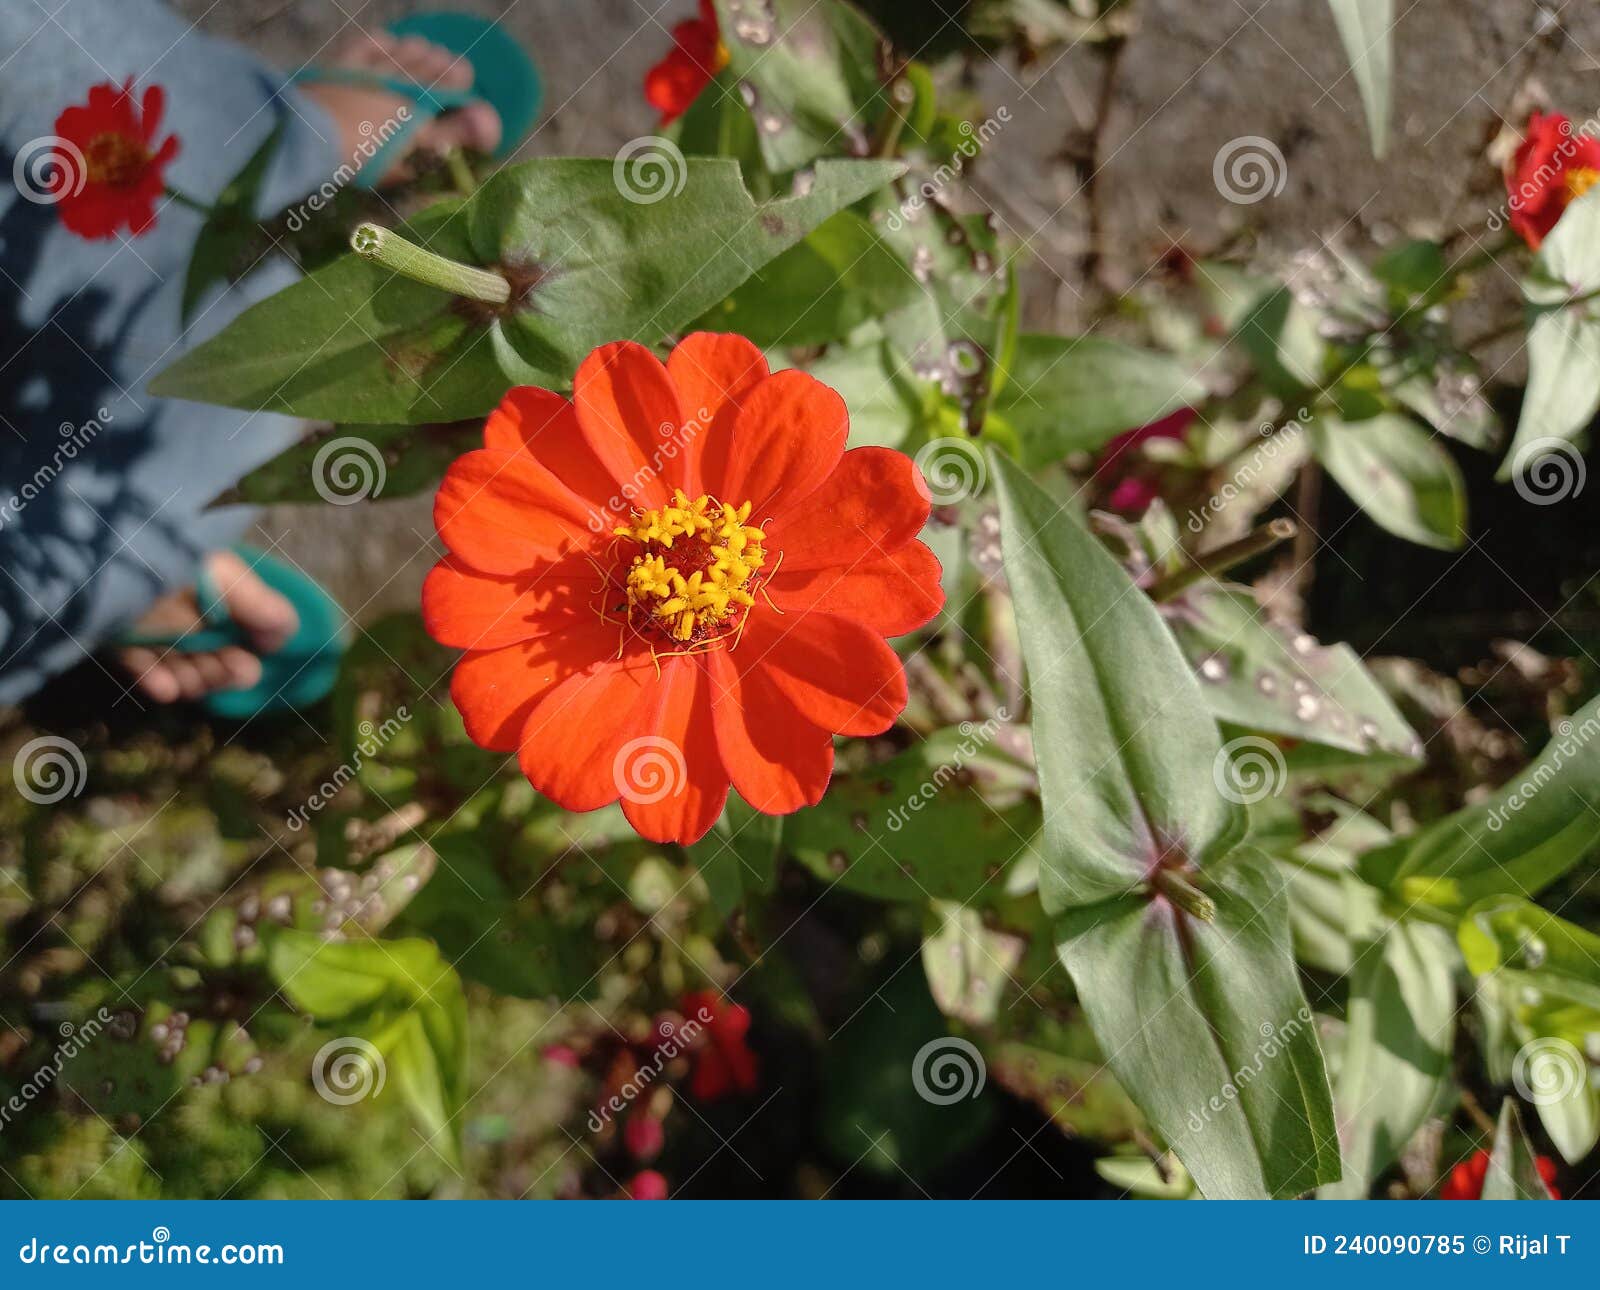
[1151,518,1298,602]
[444,149,478,197]
[349,223,510,305]
[164,186,213,217]
[1150,869,1217,923]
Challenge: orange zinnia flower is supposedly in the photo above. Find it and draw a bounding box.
[644,0,727,125]
[423,334,944,845]
[52,80,180,240]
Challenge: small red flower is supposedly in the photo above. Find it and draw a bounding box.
[645,0,728,125]
[681,990,759,1103]
[1506,112,1600,250]
[1438,1149,1560,1199]
[423,333,943,846]
[51,80,179,240]
[624,1169,669,1199]
[624,1108,666,1161]
[1094,407,1194,514]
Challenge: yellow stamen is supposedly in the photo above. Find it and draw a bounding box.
[615,489,767,644]
[1566,167,1600,203]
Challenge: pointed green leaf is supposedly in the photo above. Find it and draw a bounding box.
[1057,856,1341,1198]
[992,452,1245,910]
[1310,413,1466,549]
[1321,916,1455,1197]
[209,420,480,507]
[151,158,903,423]
[695,210,924,347]
[1482,1100,1557,1199]
[1168,580,1421,757]
[1381,696,1600,913]
[181,119,284,324]
[712,0,889,172]
[1327,0,1394,158]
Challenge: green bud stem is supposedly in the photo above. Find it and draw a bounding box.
[1151,868,1217,922]
[350,222,510,305]
[1150,518,1297,602]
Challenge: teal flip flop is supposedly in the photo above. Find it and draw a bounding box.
[120,546,346,720]
[293,12,542,189]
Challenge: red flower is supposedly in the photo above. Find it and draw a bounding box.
[1439,1149,1560,1199]
[645,0,727,125]
[51,80,179,240]
[1094,407,1194,514]
[624,1169,669,1199]
[423,334,942,846]
[1506,112,1600,250]
[681,990,759,1102]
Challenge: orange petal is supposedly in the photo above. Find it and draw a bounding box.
[707,647,834,813]
[422,555,602,650]
[619,656,729,844]
[483,387,621,521]
[768,541,944,637]
[434,448,600,576]
[665,332,769,497]
[517,653,660,812]
[450,617,616,752]
[720,370,846,517]
[572,341,686,510]
[739,607,907,736]
[764,447,930,572]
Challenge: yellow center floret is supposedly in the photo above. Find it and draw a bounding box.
[1566,167,1600,203]
[615,490,767,644]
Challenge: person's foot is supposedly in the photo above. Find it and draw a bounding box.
[117,551,299,704]
[298,31,502,186]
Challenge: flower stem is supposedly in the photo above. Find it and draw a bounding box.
[164,186,213,216]
[1150,518,1298,601]
[1151,868,1217,922]
[349,222,510,305]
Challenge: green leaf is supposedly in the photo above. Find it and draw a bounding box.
[1321,915,1455,1197]
[267,927,468,1158]
[875,201,1015,434]
[1502,186,1600,480]
[818,969,995,1177]
[992,452,1245,910]
[1327,0,1394,158]
[786,724,1040,906]
[990,333,1204,466]
[803,339,938,449]
[151,158,903,423]
[1056,856,1341,1199]
[1167,580,1421,758]
[686,796,782,917]
[1234,285,1327,397]
[1458,897,1600,1163]
[695,210,924,347]
[1481,1100,1556,1199]
[209,420,480,507]
[1094,1153,1196,1199]
[1310,413,1466,549]
[180,120,284,324]
[398,835,600,1001]
[921,901,1024,1026]
[1380,696,1600,914]
[712,0,889,173]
